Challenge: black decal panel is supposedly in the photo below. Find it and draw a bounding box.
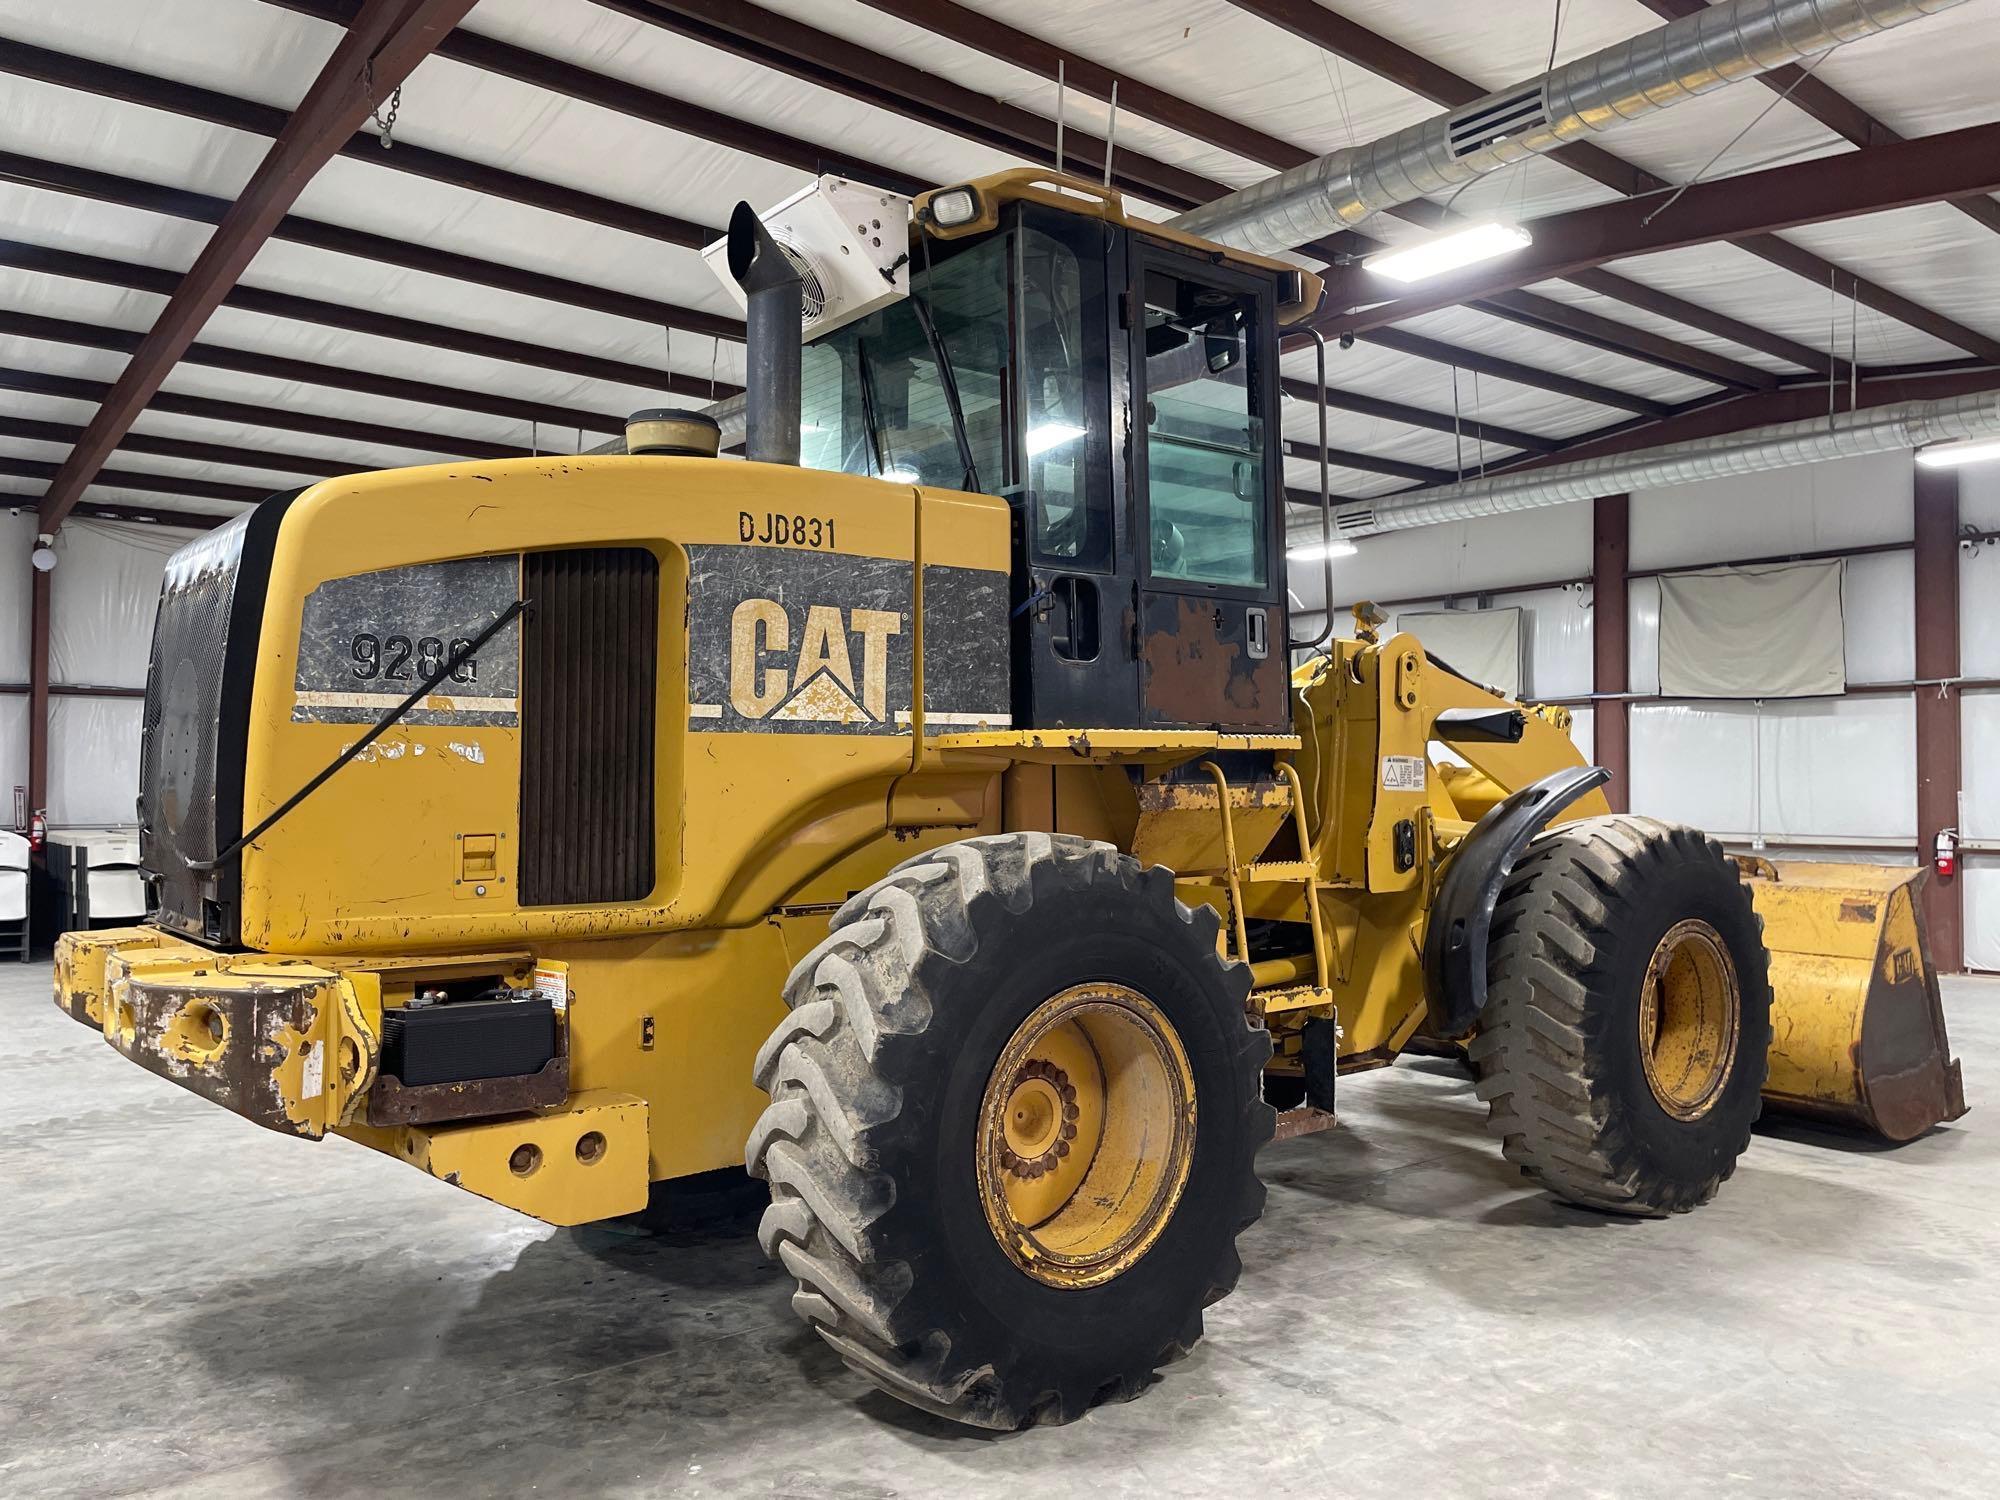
[921,564,1010,731]
[292,556,521,726]
[686,545,1009,735]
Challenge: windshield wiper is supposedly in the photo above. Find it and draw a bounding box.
[907,292,980,494]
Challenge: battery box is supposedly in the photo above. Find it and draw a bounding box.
[379,996,557,1087]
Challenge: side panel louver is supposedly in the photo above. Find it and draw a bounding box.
[518,548,659,907]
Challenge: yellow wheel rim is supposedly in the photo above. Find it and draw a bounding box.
[976,983,1196,1289]
[1639,919,1743,1121]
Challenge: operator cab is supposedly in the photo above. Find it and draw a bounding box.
[746,171,1323,734]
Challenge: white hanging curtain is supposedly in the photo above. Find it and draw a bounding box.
[1657,560,1846,699]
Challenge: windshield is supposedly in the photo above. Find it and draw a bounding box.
[799,235,1008,490]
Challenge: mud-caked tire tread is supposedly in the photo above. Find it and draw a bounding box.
[1467,815,1773,1216]
[746,833,1272,1428]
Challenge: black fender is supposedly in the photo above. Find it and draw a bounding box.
[1421,765,1612,1037]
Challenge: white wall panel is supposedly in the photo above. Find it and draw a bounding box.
[1757,694,1915,841]
[1963,856,2000,973]
[48,696,142,828]
[1516,585,1593,699]
[0,695,29,818]
[0,511,39,683]
[1629,575,1661,695]
[1963,690,2000,842]
[1964,545,2000,678]
[1300,500,1591,614]
[50,521,193,689]
[1963,465,2000,530]
[1630,702,1758,834]
[1629,450,1914,571]
[1842,551,1915,685]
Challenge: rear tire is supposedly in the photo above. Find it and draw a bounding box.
[746,833,1272,1429]
[1468,815,1772,1216]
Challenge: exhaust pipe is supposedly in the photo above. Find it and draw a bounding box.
[1172,0,1965,257]
[726,200,802,465]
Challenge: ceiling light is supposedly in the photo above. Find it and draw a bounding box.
[1286,539,1358,562]
[1026,422,1086,456]
[30,533,56,572]
[1915,436,2000,468]
[880,466,920,484]
[1365,222,1532,285]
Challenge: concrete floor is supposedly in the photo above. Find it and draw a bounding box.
[5,965,1995,1499]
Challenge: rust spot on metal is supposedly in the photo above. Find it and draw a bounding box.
[1271,1106,1338,1140]
[1139,595,1283,729]
[367,1054,568,1127]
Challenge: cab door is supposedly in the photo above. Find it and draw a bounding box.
[1128,244,1288,730]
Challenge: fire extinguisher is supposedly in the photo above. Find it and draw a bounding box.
[28,810,46,854]
[1935,826,1959,880]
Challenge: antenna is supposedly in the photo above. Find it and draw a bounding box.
[1054,59,1065,175]
[1102,79,1119,187]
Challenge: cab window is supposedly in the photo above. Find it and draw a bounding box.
[1140,269,1268,590]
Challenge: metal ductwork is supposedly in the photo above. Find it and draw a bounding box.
[1310,390,2000,539]
[726,200,803,465]
[1172,0,1966,257]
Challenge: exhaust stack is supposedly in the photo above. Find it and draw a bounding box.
[726,200,803,466]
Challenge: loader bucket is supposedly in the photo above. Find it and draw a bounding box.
[1737,859,1967,1141]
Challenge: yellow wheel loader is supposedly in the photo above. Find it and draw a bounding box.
[55,169,1964,1431]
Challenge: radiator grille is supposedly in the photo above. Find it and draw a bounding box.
[518,548,659,906]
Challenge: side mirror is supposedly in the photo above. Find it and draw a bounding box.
[1204,329,1241,374]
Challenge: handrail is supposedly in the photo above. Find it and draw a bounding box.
[1289,326,1335,651]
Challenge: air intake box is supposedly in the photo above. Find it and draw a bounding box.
[379,997,556,1087]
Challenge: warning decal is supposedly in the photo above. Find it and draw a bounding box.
[1381,755,1427,793]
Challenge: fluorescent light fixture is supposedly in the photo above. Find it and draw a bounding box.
[1915,436,2000,468]
[1286,539,1358,562]
[1365,222,1532,285]
[1026,422,1086,456]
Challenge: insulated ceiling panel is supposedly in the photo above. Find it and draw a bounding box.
[1593,241,1969,367]
[668,0,1277,190]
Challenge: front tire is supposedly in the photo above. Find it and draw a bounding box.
[1468,815,1773,1216]
[746,833,1273,1429]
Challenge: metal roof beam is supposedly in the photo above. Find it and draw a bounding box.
[0,238,740,400]
[1226,0,2000,367]
[1349,329,1673,418]
[1281,437,1456,486]
[0,454,274,506]
[0,364,531,459]
[0,37,715,249]
[2,47,1633,420]
[1490,367,2000,473]
[1324,120,2000,362]
[0,414,362,478]
[837,0,1786,388]
[1,309,622,440]
[588,1,1742,403]
[1278,376,1559,453]
[1636,0,2000,240]
[31,0,480,529]
[0,150,744,341]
